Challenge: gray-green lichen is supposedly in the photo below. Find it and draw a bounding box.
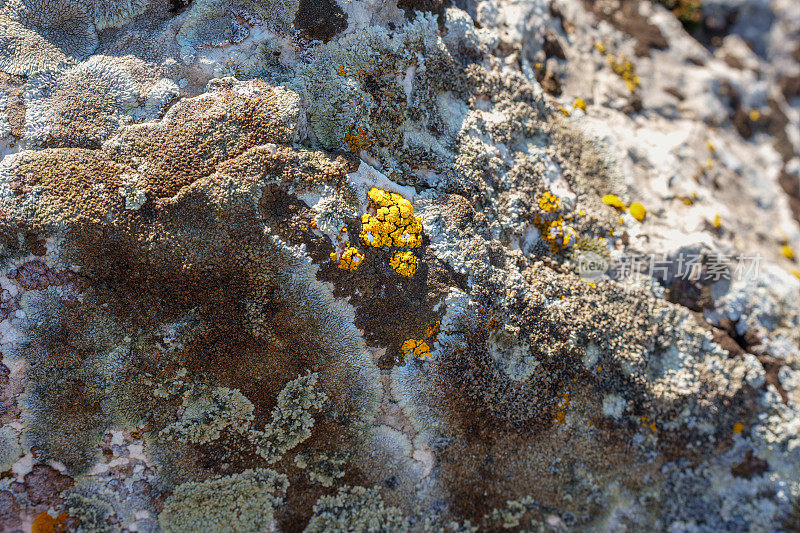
[0,425,22,472]
[304,486,409,533]
[294,451,348,487]
[0,0,99,76]
[252,372,328,463]
[0,0,798,529]
[158,468,289,533]
[159,386,255,445]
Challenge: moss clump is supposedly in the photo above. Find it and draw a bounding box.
[159,469,289,533]
[305,486,409,532]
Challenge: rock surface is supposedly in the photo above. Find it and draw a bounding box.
[0,0,799,530]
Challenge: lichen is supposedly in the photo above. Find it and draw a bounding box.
[253,372,328,463]
[0,426,22,473]
[304,486,409,532]
[24,56,139,148]
[401,339,430,359]
[331,245,364,271]
[360,188,422,249]
[159,469,289,533]
[389,250,419,277]
[0,0,99,76]
[159,386,255,445]
[294,451,348,487]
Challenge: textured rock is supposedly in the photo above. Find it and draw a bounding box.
[0,0,799,530]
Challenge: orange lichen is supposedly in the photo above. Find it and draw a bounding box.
[554,393,570,425]
[402,339,431,359]
[733,422,744,434]
[426,320,441,338]
[345,125,369,153]
[389,250,418,277]
[32,512,68,533]
[487,317,502,331]
[360,188,422,249]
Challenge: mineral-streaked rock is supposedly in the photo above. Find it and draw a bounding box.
[0,0,799,530]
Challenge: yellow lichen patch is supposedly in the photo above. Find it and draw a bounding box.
[733,422,744,434]
[336,65,346,76]
[402,339,431,359]
[781,245,795,261]
[389,250,418,277]
[345,125,369,153]
[538,191,561,212]
[749,109,761,122]
[629,202,646,222]
[791,269,800,280]
[602,194,626,211]
[713,214,722,228]
[335,245,364,271]
[607,54,640,92]
[360,188,422,249]
[558,106,571,116]
[594,41,606,54]
[573,98,587,111]
[426,320,441,338]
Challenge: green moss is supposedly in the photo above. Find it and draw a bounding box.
[305,486,409,532]
[158,468,289,533]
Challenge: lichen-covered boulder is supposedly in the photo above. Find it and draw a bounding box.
[0,0,799,530]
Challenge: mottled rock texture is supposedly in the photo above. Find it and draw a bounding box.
[0,0,799,531]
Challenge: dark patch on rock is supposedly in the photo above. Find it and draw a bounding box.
[0,490,21,531]
[397,0,449,23]
[582,0,668,56]
[23,465,74,510]
[294,0,348,42]
[169,0,192,14]
[542,29,566,60]
[536,64,562,96]
[731,450,769,479]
